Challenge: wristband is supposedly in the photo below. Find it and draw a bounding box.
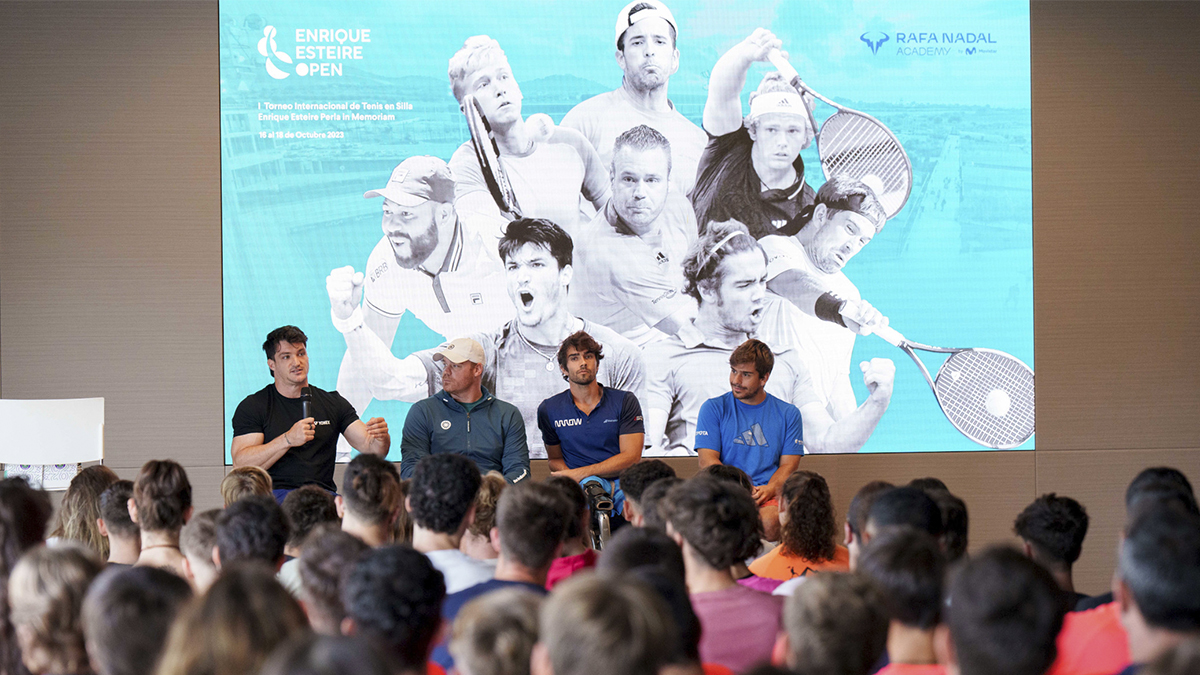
[331,306,364,333]
[814,292,848,327]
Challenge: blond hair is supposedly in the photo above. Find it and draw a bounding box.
[50,465,118,560]
[220,466,273,507]
[450,588,542,675]
[448,35,509,103]
[9,544,103,675]
[468,472,507,537]
[156,565,308,675]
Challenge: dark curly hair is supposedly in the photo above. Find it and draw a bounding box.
[1014,493,1089,566]
[216,495,289,566]
[620,461,677,503]
[556,330,604,373]
[409,453,481,534]
[780,471,837,562]
[343,545,446,670]
[342,454,402,525]
[681,220,764,303]
[667,477,761,569]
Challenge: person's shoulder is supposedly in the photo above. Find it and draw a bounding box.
[765,390,802,412]
[562,90,621,120]
[584,320,641,355]
[642,331,689,360]
[448,143,484,181]
[700,391,734,414]
[234,384,274,410]
[543,126,593,158]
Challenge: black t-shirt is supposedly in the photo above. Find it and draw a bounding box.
[232,384,358,491]
[690,127,816,239]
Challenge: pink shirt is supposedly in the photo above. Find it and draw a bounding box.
[691,585,784,673]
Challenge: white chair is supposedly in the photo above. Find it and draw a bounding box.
[0,398,104,489]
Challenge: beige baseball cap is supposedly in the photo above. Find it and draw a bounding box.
[432,337,485,364]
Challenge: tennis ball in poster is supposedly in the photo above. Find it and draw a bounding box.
[985,389,1011,417]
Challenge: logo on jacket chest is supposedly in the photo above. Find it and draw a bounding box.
[554,418,583,428]
[440,420,452,430]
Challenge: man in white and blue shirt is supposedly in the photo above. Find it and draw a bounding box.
[695,338,803,541]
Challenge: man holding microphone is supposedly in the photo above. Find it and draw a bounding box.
[231,325,390,501]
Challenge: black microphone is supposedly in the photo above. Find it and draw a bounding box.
[300,387,312,420]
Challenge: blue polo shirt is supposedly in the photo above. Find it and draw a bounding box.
[537,386,644,468]
[694,391,805,486]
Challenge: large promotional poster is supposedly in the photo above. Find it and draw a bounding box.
[220,0,1033,463]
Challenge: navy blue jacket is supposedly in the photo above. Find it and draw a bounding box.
[399,387,529,483]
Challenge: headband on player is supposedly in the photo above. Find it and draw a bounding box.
[747,91,809,122]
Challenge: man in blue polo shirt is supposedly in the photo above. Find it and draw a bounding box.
[695,338,804,541]
[537,330,644,514]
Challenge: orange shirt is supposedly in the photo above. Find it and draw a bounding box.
[1045,602,1130,675]
[748,544,850,580]
[876,664,946,675]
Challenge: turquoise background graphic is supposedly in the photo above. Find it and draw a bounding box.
[220,0,1033,460]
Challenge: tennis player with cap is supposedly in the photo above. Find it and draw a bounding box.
[398,337,530,483]
[690,28,817,238]
[328,156,513,455]
[561,0,707,198]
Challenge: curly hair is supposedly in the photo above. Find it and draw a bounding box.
[467,472,507,538]
[780,471,837,562]
[50,465,118,560]
[681,220,765,303]
[409,453,482,534]
[666,477,762,569]
[216,495,290,566]
[556,330,605,373]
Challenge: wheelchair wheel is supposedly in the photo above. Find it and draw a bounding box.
[592,511,611,551]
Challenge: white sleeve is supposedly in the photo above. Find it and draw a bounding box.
[759,235,808,282]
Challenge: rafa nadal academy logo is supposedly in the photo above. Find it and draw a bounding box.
[860,32,890,55]
[258,25,292,79]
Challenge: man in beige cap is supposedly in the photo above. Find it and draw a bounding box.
[328,155,513,457]
[398,337,530,483]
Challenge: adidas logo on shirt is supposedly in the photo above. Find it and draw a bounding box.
[732,423,769,447]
